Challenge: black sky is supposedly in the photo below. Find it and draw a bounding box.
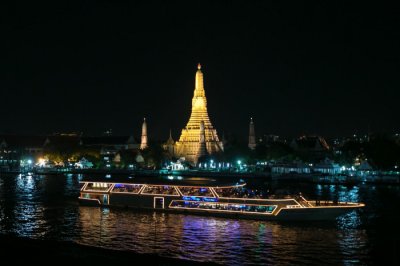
[1,1,399,140]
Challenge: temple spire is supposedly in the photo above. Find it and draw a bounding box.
[168,129,173,142]
[174,64,224,164]
[248,117,256,150]
[140,117,148,150]
[195,63,205,97]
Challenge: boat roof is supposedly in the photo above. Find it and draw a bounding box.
[81,175,245,187]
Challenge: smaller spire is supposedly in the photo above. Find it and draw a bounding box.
[197,63,201,70]
[166,128,175,145]
[140,117,148,150]
[248,117,256,150]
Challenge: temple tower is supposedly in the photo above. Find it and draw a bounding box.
[174,64,223,163]
[140,118,148,150]
[248,117,256,150]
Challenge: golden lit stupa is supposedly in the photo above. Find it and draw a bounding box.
[174,63,224,163]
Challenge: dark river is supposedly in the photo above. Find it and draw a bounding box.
[0,173,398,265]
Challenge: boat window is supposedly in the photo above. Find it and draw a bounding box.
[84,182,111,191]
[112,184,142,193]
[169,200,276,214]
[141,185,179,195]
[214,187,264,199]
[178,187,214,197]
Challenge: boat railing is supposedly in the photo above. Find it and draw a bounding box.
[297,195,314,207]
[286,205,303,208]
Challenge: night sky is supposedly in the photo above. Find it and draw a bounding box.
[1,1,399,140]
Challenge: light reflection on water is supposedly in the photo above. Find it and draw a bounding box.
[0,174,398,265]
[75,207,279,264]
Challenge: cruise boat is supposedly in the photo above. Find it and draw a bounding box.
[78,177,365,221]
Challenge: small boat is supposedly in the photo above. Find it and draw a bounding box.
[78,177,364,221]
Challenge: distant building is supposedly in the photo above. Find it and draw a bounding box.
[313,158,341,174]
[75,157,94,169]
[0,130,145,170]
[357,160,378,176]
[0,134,81,169]
[290,135,330,153]
[271,160,311,174]
[0,134,81,156]
[80,136,138,154]
[167,159,187,171]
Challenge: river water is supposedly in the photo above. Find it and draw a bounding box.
[0,173,398,265]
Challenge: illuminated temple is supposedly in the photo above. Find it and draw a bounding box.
[174,64,224,163]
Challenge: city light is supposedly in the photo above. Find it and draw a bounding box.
[37,158,46,167]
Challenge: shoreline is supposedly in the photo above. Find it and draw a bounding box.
[0,168,270,177]
[1,168,399,185]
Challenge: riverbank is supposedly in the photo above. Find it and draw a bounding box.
[0,235,218,265]
[0,168,271,179]
[1,168,399,185]
[272,173,400,185]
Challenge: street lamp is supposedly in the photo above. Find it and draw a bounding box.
[237,160,242,172]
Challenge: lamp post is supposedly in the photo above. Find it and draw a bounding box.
[237,160,242,172]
